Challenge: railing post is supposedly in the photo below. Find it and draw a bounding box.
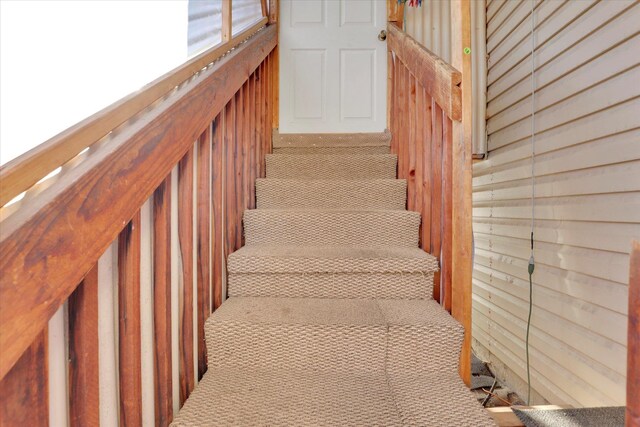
[222,0,232,42]
[450,0,472,386]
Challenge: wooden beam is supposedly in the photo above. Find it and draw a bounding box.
[178,149,195,406]
[628,240,640,427]
[68,265,100,427]
[118,212,142,427]
[153,176,173,426]
[197,127,211,381]
[450,0,473,386]
[0,330,48,427]
[387,23,462,121]
[0,18,268,208]
[0,25,276,380]
[387,0,404,23]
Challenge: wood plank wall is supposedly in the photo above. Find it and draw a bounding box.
[0,34,277,427]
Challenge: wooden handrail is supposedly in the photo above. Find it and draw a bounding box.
[0,17,268,208]
[0,24,277,381]
[387,23,462,121]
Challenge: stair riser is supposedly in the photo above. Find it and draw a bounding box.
[387,325,464,375]
[256,179,407,210]
[228,272,434,299]
[273,146,390,154]
[244,211,421,247]
[266,154,397,179]
[206,323,387,374]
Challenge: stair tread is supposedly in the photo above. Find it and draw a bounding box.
[171,369,495,427]
[273,130,391,148]
[266,153,397,179]
[228,245,438,273]
[208,297,458,329]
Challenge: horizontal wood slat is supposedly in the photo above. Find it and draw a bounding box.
[387,23,462,121]
[0,17,268,208]
[0,23,277,381]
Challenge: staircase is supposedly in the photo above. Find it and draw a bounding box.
[172,132,495,426]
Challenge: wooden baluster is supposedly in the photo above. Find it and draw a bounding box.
[421,90,433,259]
[68,265,100,427]
[178,150,194,406]
[224,98,237,257]
[197,128,212,380]
[256,63,264,179]
[153,176,173,426]
[414,80,424,249]
[212,114,225,311]
[430,98,443,302]
[442,113,453,313]
[118,212,142,427]
[407,73,417,212]
[0,330,48,426]
[397,64,408,181]
[235,87,245,248]
[249,72,257,209]
[222,0,232,42]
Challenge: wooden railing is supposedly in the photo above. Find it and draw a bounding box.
[0,3,278,424]
[387,0,472,385]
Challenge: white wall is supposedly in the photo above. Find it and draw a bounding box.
[473,0,640,406]
[0,1,188,166]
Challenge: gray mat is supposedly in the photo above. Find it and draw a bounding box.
[513,406,625,427]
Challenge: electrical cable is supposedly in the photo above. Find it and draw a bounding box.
[525,0,536,406]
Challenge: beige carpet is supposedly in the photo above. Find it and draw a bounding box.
[172,132,496,426]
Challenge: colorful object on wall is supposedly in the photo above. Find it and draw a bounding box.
[398,0,423,7]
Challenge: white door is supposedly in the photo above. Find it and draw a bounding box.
[279,0,388,133]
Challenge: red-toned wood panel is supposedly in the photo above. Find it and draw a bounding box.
[211,114,224,310]
[407,73,417,212]
[235,88,244,249]
[256,64,265,179]
[68,265,100,427]
[178,149,194,406]
[118,212,142,427]
[196,127,211,380]
[420,90,433,263]
[414,81,424,249]
[224,98,238,257]
[153,176,173,426]
[430,99,443,302]
[442,114,453,312]
[0,330,48,427]
[248,72,257,208]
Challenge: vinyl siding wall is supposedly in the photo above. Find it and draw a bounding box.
[473,0,640,406]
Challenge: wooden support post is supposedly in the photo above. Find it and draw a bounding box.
[118,212,142,427]
[628,241,640,427]
[268,0,278,24]
[450,0,472,386]
[0,330,48,427]
[153,176,173,426]
[222,0,232,42]
[68,265,100,427]
[196,127,212,380]
[178,149,195,406]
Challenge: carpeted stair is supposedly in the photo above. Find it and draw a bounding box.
[172,132,495,426]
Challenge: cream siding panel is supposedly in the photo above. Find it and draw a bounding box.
[474,0,640,407]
